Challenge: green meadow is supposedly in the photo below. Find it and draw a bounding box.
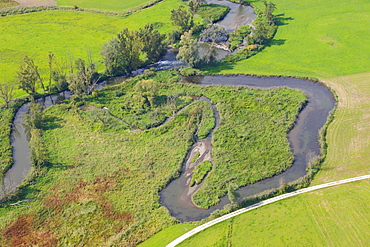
[205,0,370,79]
[0,0,183,83]
[57,0,153,11]
[178,180,370,247]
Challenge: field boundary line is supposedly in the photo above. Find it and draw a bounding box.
[166,174,370,247]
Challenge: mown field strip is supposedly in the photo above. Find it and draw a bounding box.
[167,174,370,247]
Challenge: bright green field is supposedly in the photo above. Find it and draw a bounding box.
[206,0,370,78]
[178,180,370,247]
[57,0,153,11]
[0,0,182,84]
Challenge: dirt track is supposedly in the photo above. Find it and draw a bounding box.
[14,0,56,7]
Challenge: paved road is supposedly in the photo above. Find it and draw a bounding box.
[167,174,370,247]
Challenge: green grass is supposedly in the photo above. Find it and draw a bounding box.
[204,0,370,78]
[57,0,154,11]
[0,0,183,97]
[192,86,307,208]
[190,160,213,186]
[0,107,14,175]
[178,180,370,246]
[196,4,230,23]
[137,223,197,247]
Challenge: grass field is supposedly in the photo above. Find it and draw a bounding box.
[57,0,153,11]
[313,72,370,184]
[205,0,370,79]
[178,180,370,247]
[0,0,183,90]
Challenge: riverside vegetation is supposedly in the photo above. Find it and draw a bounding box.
[0,69,306,246]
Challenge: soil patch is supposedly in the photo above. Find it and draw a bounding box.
[14,0,56,7]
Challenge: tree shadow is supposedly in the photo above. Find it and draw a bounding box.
[268,39,286,47]
[199,61,236,75]
[42,115,63,130]
[275,13,294,26]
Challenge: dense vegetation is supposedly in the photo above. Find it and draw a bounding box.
[141,0,370,245]
[192,85,307,208]
[196,4,230,23]
[190,160,212,186]
[0,107,15,175]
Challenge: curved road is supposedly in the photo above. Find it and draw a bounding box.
[166,174,370,247]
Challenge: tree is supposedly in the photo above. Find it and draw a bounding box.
[101,28,142,76]
[48,51,55,91]
[227,183,240,203]
[170,5,194,32]
[134,79,158,108]
[263,0,277,24]
[26,102,45,129]
[0,80,15,108]
[200,24,228,43]
[17,55,42,99]
[137,23,167,63]
[68,58,96,95]
[188,0,202,13]
[30,128,48,168]
[177,31,200,68]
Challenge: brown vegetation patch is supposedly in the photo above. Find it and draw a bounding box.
[3,215,58,247]
[44,176,134,222]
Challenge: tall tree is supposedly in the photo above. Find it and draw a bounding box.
[177,31,200,68]
[0,80,15,108]
[263,0,276,24]
[134,79,158,108]
[17,55,42,99]
[188,0,202,13]
[137,23,167,63]
[101,28,142,76]
[68,58,96,95]
[48,51,55,91]
[170,5,194,32]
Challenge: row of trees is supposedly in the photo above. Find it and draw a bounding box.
[0,22,168,107]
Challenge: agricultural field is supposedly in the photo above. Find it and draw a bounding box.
[56,0,154,11]
[206,0,370,79]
